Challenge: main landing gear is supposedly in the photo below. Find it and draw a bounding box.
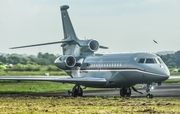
[120,87,131,97]
[67,84,83,97]
[119,86,143,98]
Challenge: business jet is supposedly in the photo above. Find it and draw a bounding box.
[0,5,172,98]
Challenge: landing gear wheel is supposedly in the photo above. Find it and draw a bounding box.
[146,83,154,98]
[146,93,153,98]
[120,88,126,97]
[126,88,131,97]
[72,84,83,97]
[120,87,131,97]
[72,88,78,97]
[78,87,83,96]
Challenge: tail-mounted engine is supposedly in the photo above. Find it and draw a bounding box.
[54,55,76,69]
[79,39,99,52]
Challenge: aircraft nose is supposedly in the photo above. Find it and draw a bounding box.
[164,65,170,77]
[164,69,170,77]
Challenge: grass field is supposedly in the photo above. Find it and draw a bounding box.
[0,80,179,113]
[0,96,180,113]
[0,80,74,93]
[0,80,106,94]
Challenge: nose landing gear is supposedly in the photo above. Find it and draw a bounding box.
[119,84,154,98]
[146,83,153,98]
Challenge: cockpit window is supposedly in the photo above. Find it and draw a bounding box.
[157,58,163,64]
[145,58,156,64]
[138,58,145,63]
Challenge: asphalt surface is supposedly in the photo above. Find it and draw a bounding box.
[0,83,180,98]
[81,83,180,98]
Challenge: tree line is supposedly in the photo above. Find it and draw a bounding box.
[0,52,62,71]
[160,50,180,67]
[0,52,58,65]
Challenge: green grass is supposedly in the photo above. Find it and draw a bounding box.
[164,79,180,83]
[0,80,74,93]
[0,97,180,113]
[169,72,180,75]
[0,80,104,94]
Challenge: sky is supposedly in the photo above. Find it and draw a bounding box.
[0,0,180,55]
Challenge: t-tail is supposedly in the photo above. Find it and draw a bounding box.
[10,5,108,57]
[60,5,108,56]
[60,5,78,41]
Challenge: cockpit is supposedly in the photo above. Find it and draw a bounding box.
[137,56,170,77]
[138,58,163,64]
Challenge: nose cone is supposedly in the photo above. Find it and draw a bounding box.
[166,69,170,76]
[160,65,170,81]
[164,65,170,77]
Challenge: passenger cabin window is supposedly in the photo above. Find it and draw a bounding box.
[138,58,145,63]
[145,58,156,64]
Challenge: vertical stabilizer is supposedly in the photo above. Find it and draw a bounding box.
[60,5,81,56]
[60,5,78,41]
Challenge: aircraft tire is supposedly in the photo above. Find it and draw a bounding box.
[146,93,153,98]
[72,88,78,97]
[120,87,131,97]
[120,88,127,97]
[126,87,131,97]
[78,87,83,96]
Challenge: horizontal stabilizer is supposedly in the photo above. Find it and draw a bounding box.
[10,40,72,49]
[99,45,109,49]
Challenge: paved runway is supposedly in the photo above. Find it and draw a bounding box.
[1,83,180,98]
[80,83,180,97]
[88,84,180,97]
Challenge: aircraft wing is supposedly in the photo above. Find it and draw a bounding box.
[0,76,106,86]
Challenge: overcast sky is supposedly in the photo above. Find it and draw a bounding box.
[1,0,180,55]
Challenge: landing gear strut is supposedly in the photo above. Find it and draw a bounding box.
[71,84,83,97]
[120,87,131,97]
[146,83,153,98]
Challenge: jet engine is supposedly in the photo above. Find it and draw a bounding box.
[54,55,76,69]
[79,39,99,52]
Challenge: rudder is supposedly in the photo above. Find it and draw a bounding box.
[60,5,78,41]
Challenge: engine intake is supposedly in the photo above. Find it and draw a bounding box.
[54,55,76,69]
[88,40,99,52]
[79,39,99,52]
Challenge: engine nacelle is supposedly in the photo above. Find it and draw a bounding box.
[54,55,76,69]
[79,39,99,52]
